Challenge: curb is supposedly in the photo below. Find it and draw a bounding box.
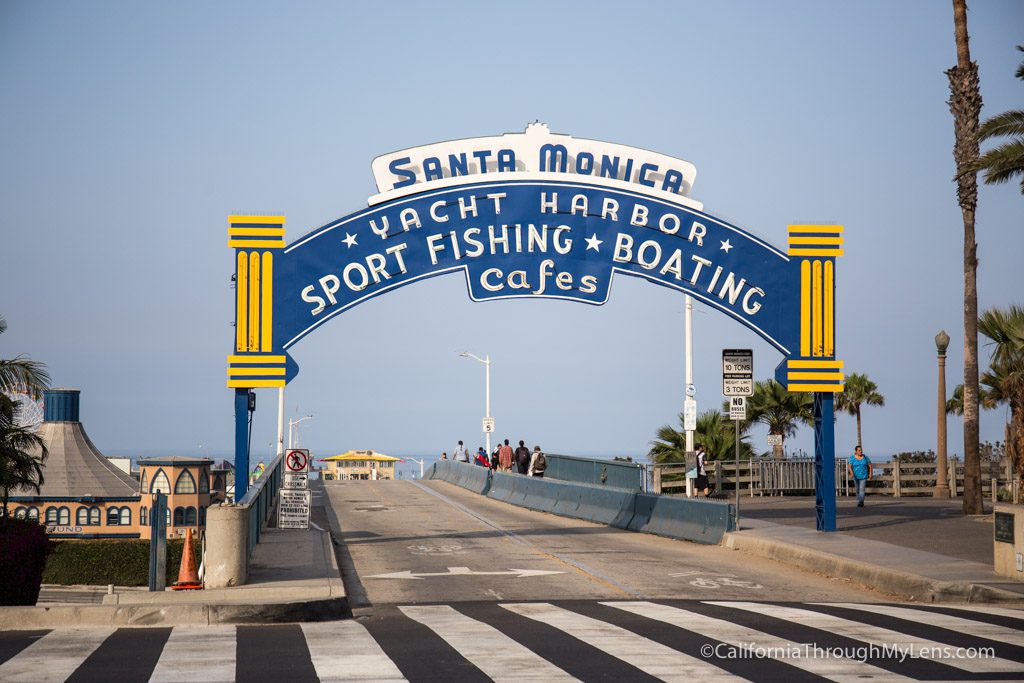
[722,531,1023,603]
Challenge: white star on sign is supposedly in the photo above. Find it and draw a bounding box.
[585,234,603,252]
[342,233,358,249]
[720,239,733,253]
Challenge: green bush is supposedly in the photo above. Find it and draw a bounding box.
[43,539,184,586]
[0,517,51,605]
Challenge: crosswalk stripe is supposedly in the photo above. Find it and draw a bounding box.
[0,627,114,683]
[503,602,742,681]
[934,604,1024,620]
[605,601,914,682]
[301,621,407,681]
[399,605,578,682]
[148,625,236,683]
[821,603,1024,648]
[707,601,1024,674]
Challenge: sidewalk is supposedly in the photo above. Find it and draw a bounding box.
[0,483,346,629]
[724,494,1024,603]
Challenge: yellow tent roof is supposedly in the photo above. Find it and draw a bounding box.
[322,450,402,462]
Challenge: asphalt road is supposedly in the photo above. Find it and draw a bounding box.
[321,479,883,607]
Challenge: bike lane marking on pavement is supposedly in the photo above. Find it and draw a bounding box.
[605,601,913,682]
[0,627,113,683]
[502,602,743,681]
[707,602,1024,674]
[148,625,236,683]
[301,621,406,682]
[399,604,578,682]
[410,480,643,598]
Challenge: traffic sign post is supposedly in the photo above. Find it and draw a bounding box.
[723,349,753,530]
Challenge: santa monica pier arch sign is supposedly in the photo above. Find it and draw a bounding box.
[227,123,846,530]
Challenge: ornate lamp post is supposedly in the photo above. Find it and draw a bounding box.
[934,330,951,498]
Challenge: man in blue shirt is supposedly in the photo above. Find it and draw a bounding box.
[847,446,872,508]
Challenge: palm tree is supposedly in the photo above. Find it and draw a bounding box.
[978,306,1024,485]
[946,382,998,415]
[947,0,984,514]
[0,397,47,517]
[649,409,754,464]
[974,46,1024,193]
[745,380,813,459]
[835,373,885,450]
[0,316,50,399]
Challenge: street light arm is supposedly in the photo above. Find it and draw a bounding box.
[459,351,489,365]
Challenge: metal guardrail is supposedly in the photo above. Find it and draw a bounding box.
[237,452,283,558]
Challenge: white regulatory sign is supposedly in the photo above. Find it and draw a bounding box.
[285,449,310,472]
[722,349,754,397]
[284,471,308,489]
[683,398,698,431]
[482,417,495,433]
[728,396,746,420]
[278,489,311,529]
[766,434,784,446]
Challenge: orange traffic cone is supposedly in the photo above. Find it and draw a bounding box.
[171,528,203,590]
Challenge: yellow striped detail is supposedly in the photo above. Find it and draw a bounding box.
[788,383,845,393]
[229,227,286,236]
[229,215,286,225]
[788,236,844,245]
[800,260,810,357]
[824,260,835,357]
[236,252,248,352]
[788,225,844,234]
[228,355,286,364]
[788,371,845,381]
[812,260,822,357]
[248,252,260,352]
[228,367,286,376]
[788,359,844,369]
[261,252,273,351]
[788,248,845,257]
[229,239,286,249]
[228,379,286,388]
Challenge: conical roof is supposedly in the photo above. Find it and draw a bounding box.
[20,389,138,498]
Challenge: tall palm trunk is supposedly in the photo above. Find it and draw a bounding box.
[855,408,863,450]
[947,0,983,514]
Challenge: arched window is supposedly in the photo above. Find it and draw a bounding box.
[27,507,39,522]
[140,506,148,526]
[184,507,197,525]
[213,474,224,490]
[119,508,131,525]
[198,505,206,525]
[107,507,121,526]
[14,506,27,519]
[198,472,209,493]
[150,469,170,494]
[89,507,101,525]
[58,507,70,525]
[76,507,90,525]
[173,507,184,525]
[139,470,148,493]
[175,469,197,494]
[45,507,58,524]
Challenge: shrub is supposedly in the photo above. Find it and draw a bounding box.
[0,517,52,605]
[43,539,184,587]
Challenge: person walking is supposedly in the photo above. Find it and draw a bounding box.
[453,440,470,463]
[847,445,872,507]
[694,444,712,496]
[528,445,547,477]
[514,440,531,475]
[474,447,489,467]
[498,439,514,472]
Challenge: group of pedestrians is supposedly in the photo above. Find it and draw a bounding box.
[445,438,547,477]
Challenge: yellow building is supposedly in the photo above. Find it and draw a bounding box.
[321,450,400,481]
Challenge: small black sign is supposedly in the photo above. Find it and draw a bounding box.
[995,511,1015,544]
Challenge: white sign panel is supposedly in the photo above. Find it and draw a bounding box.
[683,398,698,431]
[285,449,310,473]
[728,396,746,420]
[284,471,309,489]
[722,349,754,397]
[278,489,311,530]
[482,417,495,433]
[766,434,784,446]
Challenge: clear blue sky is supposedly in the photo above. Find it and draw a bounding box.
[2,1,1022,463]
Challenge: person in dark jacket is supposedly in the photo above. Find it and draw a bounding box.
[514,440,531,474]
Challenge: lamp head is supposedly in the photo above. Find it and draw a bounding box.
[935,330,950,355]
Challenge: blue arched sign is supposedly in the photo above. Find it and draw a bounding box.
[227,124,845,529]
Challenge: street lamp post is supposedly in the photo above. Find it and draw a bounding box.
[459,352,491,456]
[288,414,313,449]
[934,330,951,498]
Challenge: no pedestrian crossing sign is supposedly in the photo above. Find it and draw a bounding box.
[286,449,310,472]
[722,349,754,397]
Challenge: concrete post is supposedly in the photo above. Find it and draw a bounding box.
[934,331,951,497]
[204,504,249,588]
[893,456,902,497]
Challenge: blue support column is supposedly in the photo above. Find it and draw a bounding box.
[814,392,836,531]
[235,388,250,500]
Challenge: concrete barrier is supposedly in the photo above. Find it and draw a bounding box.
[429,460,492,495]
[629,493,734,544]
